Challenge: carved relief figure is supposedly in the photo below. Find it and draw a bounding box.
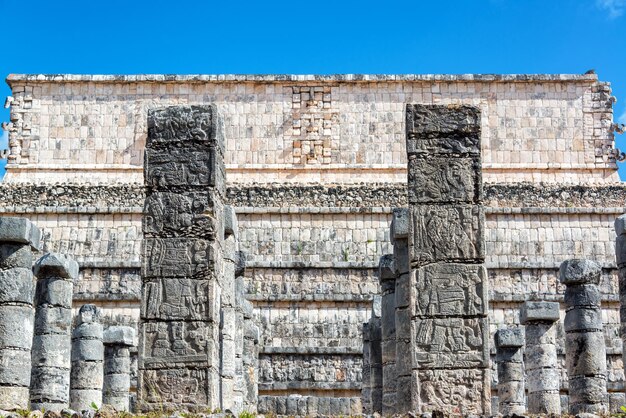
[143,369,205,404]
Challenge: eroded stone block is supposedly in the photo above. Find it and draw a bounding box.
[408,156,481,204]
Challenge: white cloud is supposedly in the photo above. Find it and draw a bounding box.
[619,109,626,125]
[596,0,625,18]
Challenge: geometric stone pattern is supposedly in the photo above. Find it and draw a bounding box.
[138,105,226,411]
[405,104,490,415]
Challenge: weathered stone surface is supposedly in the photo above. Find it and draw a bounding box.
[33,253,79,280]
[410,205,484,265]
[70,304,103,410]
[414,263,487,317]
[406,104,481,154]
[561,259,608,415]
[520,300,560,323]
[140,321,217,368]
[138,367,215,409]
[145,148,223,190]
[495,327,524,348]
[143,191,217,238]
[391,208,409,240]
[0,268,35,305]
[559,258,602,285]
[142,238,215,278]
[103,326,136,347]
[147,105,224,151]
[0,217,41,249]
[413,317,488,368]
[0,245,32,270]
[142,278,216,320]
[417,369,490,415]
[408,156,481,204]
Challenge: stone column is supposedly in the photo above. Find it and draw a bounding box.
[378,254,397,416]
[243,306,259,413]
[31,253,78,411]
[139,105,225,411]
[560,259,608,415]
[103,326,136,411]
[615,214,626,406]
[361,321,372,414]
[221,205,238,413]
[520,301,561,414]
[391,208,416,414]
[70,304,104,410]
[369,295,382,414]
[0,217,40,410]
[495,327,525,415]
[406,104,490,415]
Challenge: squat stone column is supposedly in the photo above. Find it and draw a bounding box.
[521,301,561,414]
[378,254,397,416]
[560,259,608,415]
[0,217,40,410]
[31,253,78,411]
[139,105,225,411]
[103,326,136,411]
[70,304,104,410]
[406,104,489,415]
[495,327,525,416]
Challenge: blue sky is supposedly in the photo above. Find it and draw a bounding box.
[0,0,625,178]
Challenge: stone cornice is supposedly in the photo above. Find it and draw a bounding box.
[6,73,599,86]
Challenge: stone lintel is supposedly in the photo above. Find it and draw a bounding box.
[559,259,602,286]
[0,217,41,249]
[520,301,560,324]
[34,253,79,280]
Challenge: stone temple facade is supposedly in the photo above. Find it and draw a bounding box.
[1,73,626,414]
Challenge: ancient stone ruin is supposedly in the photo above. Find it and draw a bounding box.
[0,73,625,415]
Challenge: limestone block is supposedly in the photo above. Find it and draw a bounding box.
[405,104,481,155]
[520,301,560,323]
[414,263,488,317]
[391,208,409,240]
[142,238,215,278]
[143,191,218,238]
[410,205,484,266]
[559,258,602,285]
[103,326,136,347]
[408,155,481,204]
[0,217,41,249]
[0,268,35,305]
[0,245,32,270]
[35,278,73,309]
[418,368,491,415]
[33,253,79,280]
[378,254,394,282]
[223,205,238,238]
[141,278,218,321]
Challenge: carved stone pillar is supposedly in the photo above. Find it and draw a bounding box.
[406,104,490,415]
[361,321,372,414]
[31,253,78,411]
[521,301,561,414]
[369,295,382,414]
[0,217,40,410]
[70,304,104,410]
[615,215,626,406]
[495,327,525,415]
[138,105,225,411]
[379,254,397,416]
[103,326,136,411]
[560,259,608,415]
[221,205,238,413]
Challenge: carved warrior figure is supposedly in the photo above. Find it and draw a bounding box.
[404,104,489,415]
[139,104,225,411]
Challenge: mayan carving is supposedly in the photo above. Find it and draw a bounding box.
[407,156,481,203]
[404,104,489,415]
[139,105,226,411]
